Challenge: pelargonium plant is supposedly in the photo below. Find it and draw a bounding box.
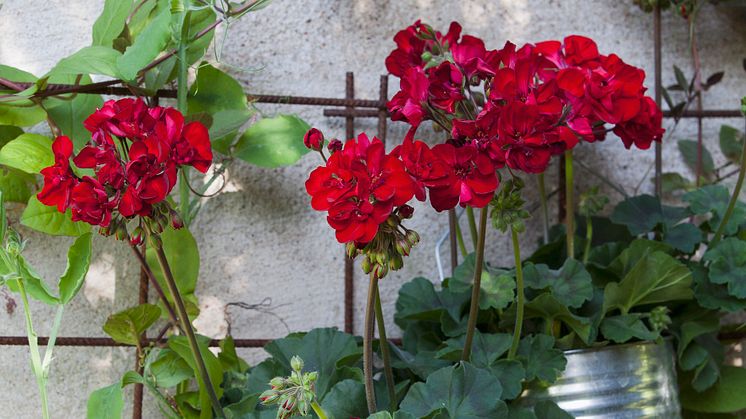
[36,97,226,417]
[304,20,663,415]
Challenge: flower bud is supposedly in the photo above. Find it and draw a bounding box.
[345,242,358,259]
[361,256,372,273]
[397,204,414,219]
[405,230,420,246]
[373,262,388,279]
[303,128,324,151]
[421,51,433,63]
[269,376,285,389]
[130,227,144,246]
[170,212,184,229]
[389,254,403,271]
[259,389,279,404]
[375,251,387,266]
[306,371,318,382]
[290,355,304,372]
[395,239,411,257]
[327,139,343,154]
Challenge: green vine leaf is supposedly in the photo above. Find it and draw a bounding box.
[145,226,200,317]
[234,115,311,168]
[116,7,172,81]
[719,125,744,163]
[21,196,91,237]
[49,46,123,78]
[0,133,53,174]
[86,382,123,419]
[678,139,715,176]
[92,0,133,47]
[103,303,161,346]
[57,232,93,304]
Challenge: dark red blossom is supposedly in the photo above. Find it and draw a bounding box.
[303,128,324,151]
[428,143,498,211]
[70,177,116,227]
[38,136,77,212]
[613,96,665,150]
[387,67,430,129]
[306,134,416,245]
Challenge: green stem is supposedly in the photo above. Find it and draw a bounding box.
[311,401,328,419]
[363,272,378,414]
[461,207,488,361]
[583,216,593,265]
[537,173,550,244]
[373,282,396,411]
[710,125,746,248]
[507,228,525,360]
[153,245,225,419]
[41,304,64,374]
[466,206,479,250]
[18,280,49,419]
[454,215,468,258]
[565,149,575,259]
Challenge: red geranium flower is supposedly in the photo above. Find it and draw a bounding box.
[428,143,498,211]
[613,96,665,150]
[37,136,77,212]
[70,177,117,227]
[387,67,430,130]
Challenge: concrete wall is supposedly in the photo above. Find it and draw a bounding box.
[0,0,744,416]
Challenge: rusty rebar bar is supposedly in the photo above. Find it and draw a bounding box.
[378,75,389,146]
[344,72,356,335]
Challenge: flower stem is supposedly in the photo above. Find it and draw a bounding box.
[453,215,468,258]
[129,244,182,332]
[17,280,49,419]
[373,281,396,411]
[508,228,525,360]
[466,206,479,249]
[583,216,593,265]
[565,149,575,259]
[363,272,378,414]
[461,207,488,361]
[710,122,746,248]
[311,401,328,419]
[41,304,64,374]
[537,173,550,244]
[153,245,225,419]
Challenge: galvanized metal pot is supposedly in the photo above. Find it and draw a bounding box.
[521,341,681,418]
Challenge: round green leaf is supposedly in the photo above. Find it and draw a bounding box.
[86,383,123,419]
[103,303,162,345]
[234,115,311,167]
[0,133,53,174]
[21,196,91,236]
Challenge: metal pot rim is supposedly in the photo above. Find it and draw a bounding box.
[563,337,673,356]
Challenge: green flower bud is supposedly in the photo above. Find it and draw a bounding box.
[306,371,318,382]
[362,256,372,274]
[395,239,411,257]
[290,355,304,372]
[269,376,285,389]
[389,253,404,271]
[405,230,420,246]
[421,51,433,62]
[373,263,389,279]
[346,242,358,259]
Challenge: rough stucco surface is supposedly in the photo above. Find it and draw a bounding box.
[0,0,744,417]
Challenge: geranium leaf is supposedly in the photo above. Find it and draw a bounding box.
[678,139,715,176]
[168,335,225,414]
[703,238,746,298]
[188,63,253,154]
[603,250,692,315]
[263,328,361,400]
[600,314,659,343]
[436,331,512,367]
[116,7,172,80]
[86,382,123,419]
[524,293,592,344]
[516,334,566,383]
[0,167,35,203]
[681,366,746,413]
[21,196,91,237]
[150,348,194,388]
[610,194,664,235]
[92,0,133,47]
[525,259,593,309]
[103,303,161,345]
[663,222,703,253]
[719,125,744,163]
[145,226,200,317]
[45,75,103,151]
[691,263,746,312]
[399,362,508,418]
[320,379,368,419]
[451,252,515,310]
[488,360,525,400]
[234,114,311,167]
[57,232,93,304]
[50,46,123,78]
[0,133,53,174]
[685,185,746,235]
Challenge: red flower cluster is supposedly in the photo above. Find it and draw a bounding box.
[306,134,415,245]
[386,21,664,177]
[38,98,212,227]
